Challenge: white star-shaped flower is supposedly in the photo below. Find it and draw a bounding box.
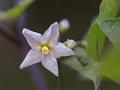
[19,22,75,76]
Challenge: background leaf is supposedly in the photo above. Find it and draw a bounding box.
[64,47,87,72]
[86,0,120,61]
[98,0,120,19]
[99,46,120,84]
[86,22,105,61]
[64,56,83,73]
[80,64,98,83]
[98,18,120,48]
[7,0,34,20]
[64,47,98,83]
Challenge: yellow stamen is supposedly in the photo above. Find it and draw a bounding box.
[41,46,50,54]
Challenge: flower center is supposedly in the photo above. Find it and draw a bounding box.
[41,46,50,54]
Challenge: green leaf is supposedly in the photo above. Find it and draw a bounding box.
[98,0,120,19]
[74,47,93,66]
[80,64,98,83]
[86,0,120,61]
[64,56,83,73]
[64,47,88,72]
[85,0,120,84]
[64,56,98,84]
[75,47,88,58]
[99,47,120,84]
[64,47,97,81]
[98,18,120,48]
[7,0,34,19]
[86,22,105,61]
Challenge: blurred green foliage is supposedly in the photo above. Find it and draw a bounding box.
[98,18,120,47]
[99,46,120,84]
[86,22,105,61]
[64,0,120,89]
[87,0,120,61]
[98,17,120,83]
[98,0,120,19]
[0,0,33,20]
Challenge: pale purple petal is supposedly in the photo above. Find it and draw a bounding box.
[53,42,75,58]
[20,49,42,69]
[22,28,42,49]
[42,22,59,45]
[42,53,58,76]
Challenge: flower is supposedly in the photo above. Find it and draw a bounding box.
[19,22,75,76]
[65,39,76,48]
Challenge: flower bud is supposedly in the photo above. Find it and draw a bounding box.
[59,19,70,32]
[65,39,76,48]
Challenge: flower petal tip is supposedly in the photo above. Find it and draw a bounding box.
[19,63,26,70]
[22,28,28,33]
[51,22,59,29]
[19,64,23,70]
[53,21,58,25]
[22,28,32,35]
[54,72,59,77]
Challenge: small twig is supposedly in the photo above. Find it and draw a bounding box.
[94,79,101,90]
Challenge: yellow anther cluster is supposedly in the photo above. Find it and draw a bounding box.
[41,46,50,54]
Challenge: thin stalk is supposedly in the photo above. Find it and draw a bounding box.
[94,79,101,90]
[58,60,63,90]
